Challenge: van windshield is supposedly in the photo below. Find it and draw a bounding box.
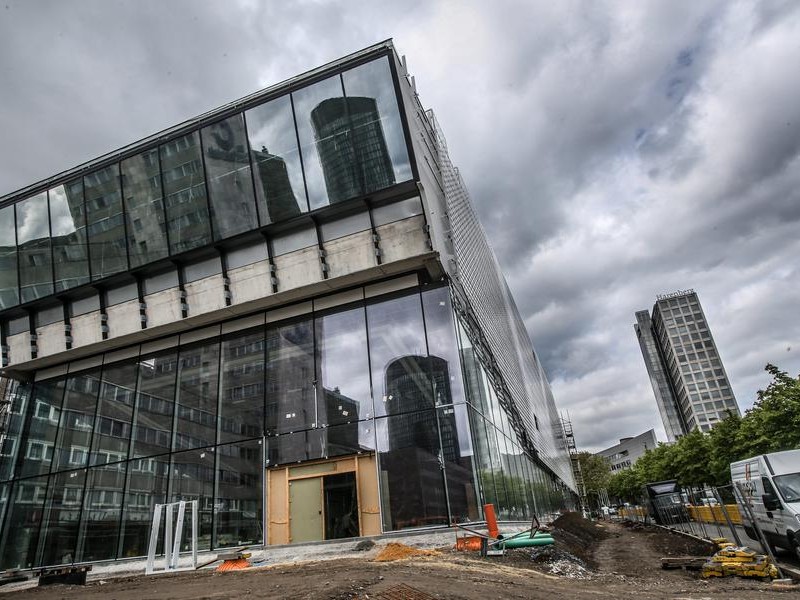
[774,473,800,503]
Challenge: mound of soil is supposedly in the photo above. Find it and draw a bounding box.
[549,512,610,567]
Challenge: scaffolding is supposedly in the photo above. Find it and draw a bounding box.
[560,413,588,516]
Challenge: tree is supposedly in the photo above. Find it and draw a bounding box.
[608,467,641,503]
[736,364,800,457]
[576,451,610,506]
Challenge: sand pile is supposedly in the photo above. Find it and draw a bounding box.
[373,543,441,562]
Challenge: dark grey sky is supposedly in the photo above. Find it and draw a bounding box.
[1,0,798,451]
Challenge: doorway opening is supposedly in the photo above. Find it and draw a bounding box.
[324,472,359,540]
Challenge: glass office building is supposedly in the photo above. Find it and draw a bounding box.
[635,290,740,441]
[0,41,575,570]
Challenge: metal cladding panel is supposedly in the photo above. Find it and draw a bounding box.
[421,109,575,491]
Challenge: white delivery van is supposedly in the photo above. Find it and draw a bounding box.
[731,449,800,559]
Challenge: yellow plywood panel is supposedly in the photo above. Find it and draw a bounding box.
[268,468,289,545]
[357,454,381,537]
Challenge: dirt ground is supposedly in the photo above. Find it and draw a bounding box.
[4,517,796,599]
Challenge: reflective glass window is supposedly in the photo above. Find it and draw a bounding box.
[0,382,30,481]
[458,322,490,415]
[341,57,412,191]
[438,405,479,522]
[174,341,220,450]
[16,192,53,303]
[53,369,101,471]
[161,131,211,254]
[375,411,448,531]
[170,448,215,551]
[292,74,359,209]
[202,113,259,239]
[422,287,466,406]
[371,196,422,227]
[366,292,431,418]
[77,462,127,562]
[38,468,87,566]
[91,361,137,465]
[245,95,308,221]
[0,476,47,568]
[120,455,169,558]
[49,180,89,292]
[17,378,65,478]
[214,438,262,548]
[266,421,373,466]
[485,424,509,519]
[0,205,19,309]
[467,408,497,509]
[265,318,314,435]
[219,328,265,443]
[131,350,177,458]
[85,165,127,279]
[121,149,169,267]
[315,305,372,425]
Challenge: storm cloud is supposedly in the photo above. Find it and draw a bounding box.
[1,0,798,451]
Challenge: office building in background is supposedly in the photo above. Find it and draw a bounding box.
[635,290,740,441]
[596,429,658,472]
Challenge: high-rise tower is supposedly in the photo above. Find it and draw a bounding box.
[635,290,739,441]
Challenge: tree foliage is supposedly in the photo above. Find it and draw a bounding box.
[607,364,800,500]
[576,451,610,495]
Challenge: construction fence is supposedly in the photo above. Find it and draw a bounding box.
[619,484,763,554]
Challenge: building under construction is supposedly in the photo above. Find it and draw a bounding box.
[0,41,575,570]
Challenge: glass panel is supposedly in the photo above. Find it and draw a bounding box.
[0,476,47,569]
[376,411,447,531]
[0,205,19,309]
[17,379,65,478]
[53,369,101,471]
[0,382,31,481]
[0,484,9,554]
[91,361,137,465]
[121,149,169,267]
[38,468,87,566]
[119,455,169,558]
[246,95,308,221]
[49,180,90,292]
[161,131,211,254]
[214,438,262,548]
[77,462,126,562]
[131,350,177,458]
[422,287,466,406]
[174,341,220,450]
[85,165,127,279]
[438,405,479,522]
[170,448,214,551]
[265,318,314,435]
[266,421,373,466]
[486,424,509,519]
[16,192,53,303]
[366,292,431,418]
[459,323,490,415]
[292,74,359,208]
[372,196,422,227]
[341,57,412,191]
[467,409,497,509]
[219,328,265,443]
[202,113,259,239]
[316,305,372,425]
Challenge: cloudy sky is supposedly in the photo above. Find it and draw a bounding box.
[1,0,798,451]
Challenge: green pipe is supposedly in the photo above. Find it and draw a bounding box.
[497,537,554,549]
[500,530,553,542]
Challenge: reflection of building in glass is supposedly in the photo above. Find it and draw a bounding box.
[251,147,301,222]
[635,290,740,440]
[311,97,395,203]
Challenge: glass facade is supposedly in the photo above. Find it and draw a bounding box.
[0,55,412,310]
[0,284,563,569]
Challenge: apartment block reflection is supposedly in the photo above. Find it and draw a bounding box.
[251,147,301,222]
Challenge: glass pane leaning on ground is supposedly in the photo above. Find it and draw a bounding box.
[0,41,576,570]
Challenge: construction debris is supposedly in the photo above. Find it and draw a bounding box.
[373,543,441,562]
[215,551,251,572]
[701,545,779,580]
